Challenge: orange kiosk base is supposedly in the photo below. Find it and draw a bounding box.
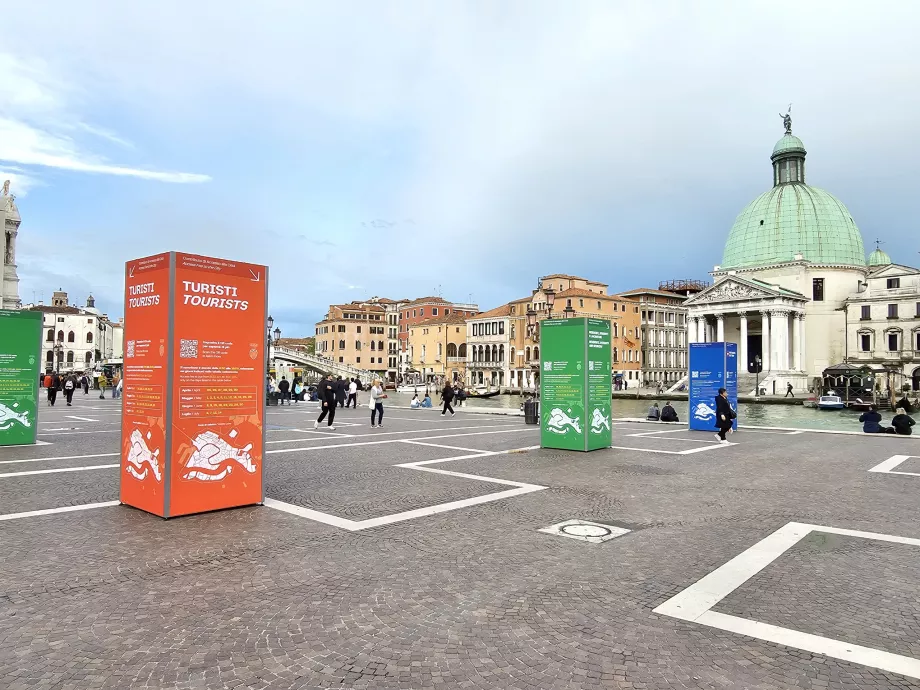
[120,252,268,518]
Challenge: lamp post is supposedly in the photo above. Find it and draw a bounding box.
[563,305,576,319]
[751,354,762,398]
[266,316,277,376]
[544,288,556,316]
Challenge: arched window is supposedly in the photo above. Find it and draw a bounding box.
[46,350,54,363]
[46,329,54,342]
[437,343,443,359]
[447,343,457,358]
[484,346,491,362]
[458,343,466,358]
[66,351,74,364]
[491,345,498,362]
[371,341,376,351]
[85,352,93,364]
[67,331,75,343]
[509,347,515,363]
[525,346,531,361]
[499,345,504,362]
[533,346,540,362]
[57,330,64,342]
[613,324,618,338]
[612,347,618,362]
[86,332,93,343]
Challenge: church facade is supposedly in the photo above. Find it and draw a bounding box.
[1,181,22,310]
[684,118,918,394]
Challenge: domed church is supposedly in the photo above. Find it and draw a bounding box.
[684,113,918,394]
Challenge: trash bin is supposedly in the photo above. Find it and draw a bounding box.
[267,392,279,406]
[524,399,539,425]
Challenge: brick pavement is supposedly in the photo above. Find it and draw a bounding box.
[0,395,919,688]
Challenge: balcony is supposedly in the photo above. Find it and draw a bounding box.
[468,360,505,368]
[447,356,465,363]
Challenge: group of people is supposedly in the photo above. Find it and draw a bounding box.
[645,401,679,423]
[411,383,459,416]
[859,405,915,435]
[268,375,365,407]
[42,372,117,406]
[312,374,382,429]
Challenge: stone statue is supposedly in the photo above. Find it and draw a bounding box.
[779,105,792,135]
[1,180,9,196]
[4,230,11,264]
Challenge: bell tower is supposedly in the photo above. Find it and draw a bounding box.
[1,180,21,310]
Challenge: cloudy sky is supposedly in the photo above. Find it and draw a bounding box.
[3,1,919,335]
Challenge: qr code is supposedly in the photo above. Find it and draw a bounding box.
[126,340,135,358]
[179,339,199,358]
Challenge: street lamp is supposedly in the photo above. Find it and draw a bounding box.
[273,326,281,343]
[544,288,556,315]
[563,305,576,319]
[751,354,762,398]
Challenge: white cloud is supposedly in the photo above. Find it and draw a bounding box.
[0,53,208,184]
[0,166,40,196]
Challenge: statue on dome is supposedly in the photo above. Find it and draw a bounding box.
[1,180,9,196]
[779,105,792,135]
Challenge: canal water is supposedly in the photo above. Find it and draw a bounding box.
[387,391,875,432]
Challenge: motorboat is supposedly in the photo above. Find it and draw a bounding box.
[817,395,845,410]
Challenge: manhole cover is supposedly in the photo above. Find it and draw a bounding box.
[539,519,630,544]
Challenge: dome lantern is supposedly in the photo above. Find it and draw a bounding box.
[771,109,806,186]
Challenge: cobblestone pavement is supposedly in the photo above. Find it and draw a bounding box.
[1,396,920,689]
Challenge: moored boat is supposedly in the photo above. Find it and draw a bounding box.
[817,395,845,410]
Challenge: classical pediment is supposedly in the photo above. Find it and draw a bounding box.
[684,277,804,305]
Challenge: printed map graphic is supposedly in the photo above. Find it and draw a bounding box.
[183,430,257,482]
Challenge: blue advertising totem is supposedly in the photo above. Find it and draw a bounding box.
[688,342,738,431]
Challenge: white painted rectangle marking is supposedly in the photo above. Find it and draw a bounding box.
[868,455,918,476]
[0,463,119,478]
[64,415,98,422]
[654,521,920,680]
[0,452,120,466]
[0,501,120,522]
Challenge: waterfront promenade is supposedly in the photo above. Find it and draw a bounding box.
[2,396,919,689]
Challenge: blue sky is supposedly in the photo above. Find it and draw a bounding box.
[3,1,919,336]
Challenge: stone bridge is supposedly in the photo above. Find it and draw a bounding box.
[271,345,375,382]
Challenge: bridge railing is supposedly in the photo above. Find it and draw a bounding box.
[272,346,375,381]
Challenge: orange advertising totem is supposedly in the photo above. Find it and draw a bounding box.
[121,252,268,518]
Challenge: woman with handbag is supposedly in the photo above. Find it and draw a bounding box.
[369,378,388,428]
[714,387,735,444]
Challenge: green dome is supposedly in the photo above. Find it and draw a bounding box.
[773,134,805,156]
[868,248,892,266]
[722,184,866,269]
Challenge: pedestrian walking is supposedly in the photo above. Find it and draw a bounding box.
[347,378,358,408]
[369,378,387,427]
[440,382,456,416]
[48,372,61,407]
[63,375,76,406]
[81,374,89,395]
[278,376,290,405]
[335,376,347,408]
[44,373,54,406]
[785,382,794,398]
[314,374,337,430]
[116,376,123,400]
[714,387,735,443]
[293,378,302,403]
[98,375,107,399]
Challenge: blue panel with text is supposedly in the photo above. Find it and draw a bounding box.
[689,342,738,431]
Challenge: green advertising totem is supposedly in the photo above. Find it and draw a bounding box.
[0,310,41,446]
[539,317,612,451]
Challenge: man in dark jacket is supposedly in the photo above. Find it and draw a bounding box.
[859,406,884,433]
[314,375,337,430]
[49,373,61,407]
[714,388,734,443]
[660,401,679,422]
[277,376,290,405]
[335,376,347,408]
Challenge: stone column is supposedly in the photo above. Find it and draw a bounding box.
[739,312,748,372]
[697,316,707,343]
[760,311,771,371]
[716,315,725,342]
[688,317,697,345]
[774,311,790,370]
[793,312,804,371]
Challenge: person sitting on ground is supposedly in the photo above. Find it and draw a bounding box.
[421,393,433,408]
[859,405,885,434]
[660,401,679,423]
[890,407,915,436]
[410,393,420,409]
[895,396,915,414]
[646,402,660,421]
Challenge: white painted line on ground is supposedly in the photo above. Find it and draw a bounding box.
[265,445,544,531]
[0,463,119,478]
[0,439,51,447]
[678,442,736,455]
[265,425,526,454]
[654,521,920,680]
[39,429,121,436]
[609,445,683,455]
[868,454,919,477]
[63,416,99,422]
[401,440,486,453]
[0,500,121,522]
[0,452,120,466]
